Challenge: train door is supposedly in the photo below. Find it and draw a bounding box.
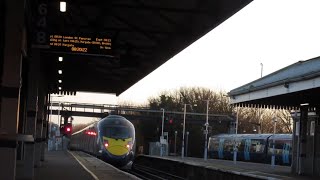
[282,142,290,164]
[244,139,251,161]
[218,138,224,159]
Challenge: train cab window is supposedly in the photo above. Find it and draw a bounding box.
[103,126,133,139]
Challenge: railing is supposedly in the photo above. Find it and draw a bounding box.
[49,101,234,120]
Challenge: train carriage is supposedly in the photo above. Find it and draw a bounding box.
[208,134,292,165]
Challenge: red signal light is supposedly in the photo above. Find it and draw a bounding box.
[64,123,72,134]
[169,119,173,124]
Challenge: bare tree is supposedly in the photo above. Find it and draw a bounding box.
[147,87,232,115]
[236,107,293,134]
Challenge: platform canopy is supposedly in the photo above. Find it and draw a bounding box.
[228,57,320,110]
[26,0,252,95]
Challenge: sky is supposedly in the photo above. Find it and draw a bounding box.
[51,0,320,124]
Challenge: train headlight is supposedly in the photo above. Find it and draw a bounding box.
[104,139,109,149]
[126,141,132,149]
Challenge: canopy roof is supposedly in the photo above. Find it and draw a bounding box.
[228,56,320,110]
[27,0,252,95]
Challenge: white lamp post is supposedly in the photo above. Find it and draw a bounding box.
[160,108,165,156]
[204,100,210,161]
[186,131,189,157]
[202,99,215,161]
[174,131,177,155]
[260,62,263,78]
[181,104,195,158]
[182,104,187,158]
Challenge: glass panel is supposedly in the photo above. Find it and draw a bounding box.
[102,126,133,139]
[250,139,265,153]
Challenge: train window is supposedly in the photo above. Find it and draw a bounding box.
[208,138,219,151]
[223,139,233,152]
[103,126,133,139]
[250,139,265,153]
[238,139,245,152]
[268,140,291,155]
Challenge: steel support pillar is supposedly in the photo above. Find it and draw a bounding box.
[0,0,25,179]
[23,53,39,179]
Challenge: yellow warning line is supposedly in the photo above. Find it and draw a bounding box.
[68,150,99,180]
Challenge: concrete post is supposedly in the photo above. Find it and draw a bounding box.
[34,90,45,167]
[298,106,308,175]
[23,53,39,178]
[17,58,29,161]
[0,0,25,179]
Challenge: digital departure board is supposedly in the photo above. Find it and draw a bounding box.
[49,35,112,55]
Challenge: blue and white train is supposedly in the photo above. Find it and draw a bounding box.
[208,134,292,165]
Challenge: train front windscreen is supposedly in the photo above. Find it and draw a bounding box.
[102,126,134,139]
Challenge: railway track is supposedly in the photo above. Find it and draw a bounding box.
[123,164,184,180]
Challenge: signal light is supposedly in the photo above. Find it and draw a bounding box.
[169,119,173,124]
[63,123,72,135]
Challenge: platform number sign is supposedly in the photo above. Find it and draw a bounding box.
[32,0,49,49]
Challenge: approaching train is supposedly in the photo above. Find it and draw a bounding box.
[69,115,135,167]
[208,134,292,165]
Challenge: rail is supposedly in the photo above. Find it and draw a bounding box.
[126,164,185,180]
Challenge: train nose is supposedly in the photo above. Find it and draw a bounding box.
[108,146,129,156]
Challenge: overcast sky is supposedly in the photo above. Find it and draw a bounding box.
[118,0,320,104]
[51,0,320,124]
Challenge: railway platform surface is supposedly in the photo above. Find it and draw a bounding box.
[16,150,140,180]
[155,156,317,180]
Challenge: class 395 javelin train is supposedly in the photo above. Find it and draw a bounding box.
[69,115,135,167]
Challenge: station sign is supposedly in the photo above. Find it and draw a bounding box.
[30,0,112,56]
[49,34,112,55]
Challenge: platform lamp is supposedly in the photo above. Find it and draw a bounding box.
[60,1,67,12]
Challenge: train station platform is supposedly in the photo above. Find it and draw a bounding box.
[16,150,139,180]
[133,155,318,180]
